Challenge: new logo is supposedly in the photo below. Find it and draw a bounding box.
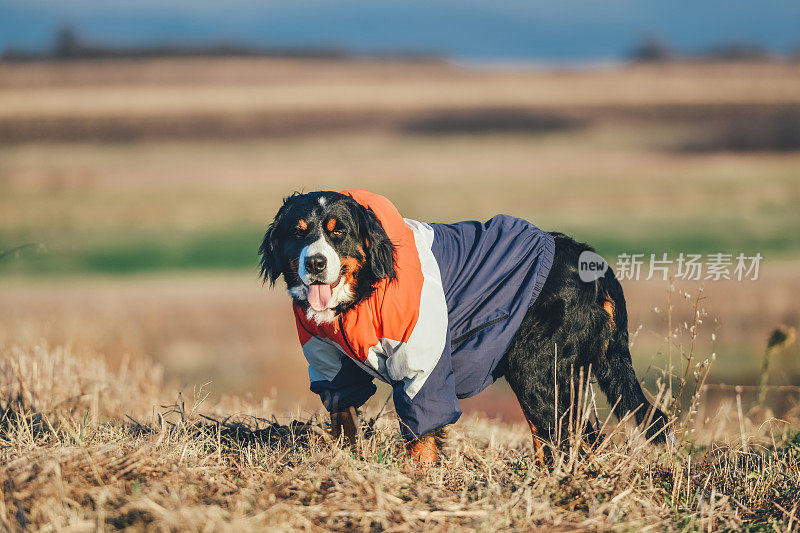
[578,250,608,282]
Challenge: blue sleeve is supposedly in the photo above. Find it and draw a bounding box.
[310,355,377,413]
[392,337,462,441]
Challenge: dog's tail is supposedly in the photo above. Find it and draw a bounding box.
[594,267,672,444]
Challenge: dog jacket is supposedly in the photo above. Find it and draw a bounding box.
[294,190,555,439]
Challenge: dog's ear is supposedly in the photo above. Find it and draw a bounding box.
[258,225,281,286]
[358,205,397,281]
[258,197,292,286]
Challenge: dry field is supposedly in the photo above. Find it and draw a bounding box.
[2,343,799,531]
[1,58,800,530]
[0,267,799,421]
[2,59,799,273]
[3,59,800,116]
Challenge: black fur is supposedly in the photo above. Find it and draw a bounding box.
[502,233,670,445]
[258,193,297,286]
[356,205,396,282]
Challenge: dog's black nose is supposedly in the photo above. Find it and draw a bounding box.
[305,254,327,275]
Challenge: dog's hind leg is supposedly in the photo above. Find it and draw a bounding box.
[504,281,599,454]
[504,330,578,455]
[517,401,546,465]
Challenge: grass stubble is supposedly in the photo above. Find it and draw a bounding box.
[2,285,800,531]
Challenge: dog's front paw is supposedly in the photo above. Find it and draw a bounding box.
[405,428,445,466]
[406,435,439,465]
[330,406,359,445]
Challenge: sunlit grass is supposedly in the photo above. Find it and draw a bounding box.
[1,127,799,275]
[1,345,798,530]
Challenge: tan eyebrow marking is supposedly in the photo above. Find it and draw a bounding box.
[327,218,337,232]
[297,219,308,231]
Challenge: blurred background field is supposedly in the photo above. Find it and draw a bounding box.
[1,7,799,426]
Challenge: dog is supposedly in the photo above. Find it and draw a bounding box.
[258,190,670,464]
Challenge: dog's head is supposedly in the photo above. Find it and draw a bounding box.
[258,191,396,323]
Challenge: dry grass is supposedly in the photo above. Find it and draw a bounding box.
[2,344,799,531]
[1,268,799,419]
[2,131,799,266]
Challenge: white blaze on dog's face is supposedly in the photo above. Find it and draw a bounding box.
[294,234,353,323]
[298,234,340,287]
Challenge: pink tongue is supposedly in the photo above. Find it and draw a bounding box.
[308,283,333,311]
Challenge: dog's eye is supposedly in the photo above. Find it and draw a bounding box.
[330,229,344,237]
[293,219,309,237]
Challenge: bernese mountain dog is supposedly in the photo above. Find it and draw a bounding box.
[258,190,670,465]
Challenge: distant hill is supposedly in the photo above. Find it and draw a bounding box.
[1,0,799,63]
[1,26,443,63]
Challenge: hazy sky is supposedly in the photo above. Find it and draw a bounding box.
[1,0,799,62]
